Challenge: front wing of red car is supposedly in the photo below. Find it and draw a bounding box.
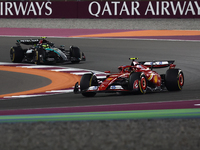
[74,82,130,94]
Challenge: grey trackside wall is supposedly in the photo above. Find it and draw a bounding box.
[0,17,200,150]
[0,18,200,30]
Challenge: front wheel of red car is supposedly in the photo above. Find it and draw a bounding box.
[80,74,97,97]
[165,69,184,91]
[128,72,147,94]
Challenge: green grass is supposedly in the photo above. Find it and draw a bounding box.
[0,108,200,123]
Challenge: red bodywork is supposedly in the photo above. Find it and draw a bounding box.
[92,60,176,92]
[74,59,182,97]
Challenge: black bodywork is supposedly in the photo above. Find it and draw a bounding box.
[10,38,86,65]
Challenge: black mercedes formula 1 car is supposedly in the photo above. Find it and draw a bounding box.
[10,37,86,65]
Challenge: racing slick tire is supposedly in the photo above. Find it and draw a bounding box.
[34,47,46,65]
[34,50,41,65]
[70,46,81,63]
[80,74,97,97]
[165,69,184,91]
[128,72,147,94]
[10,46,24,63]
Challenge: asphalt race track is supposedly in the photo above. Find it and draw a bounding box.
[0,36,200,110]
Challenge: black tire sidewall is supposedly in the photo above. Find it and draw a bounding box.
[80,74,97,97]
[70,46,81,63]
[34,50,40,65]
[128,72,147,94]
[34,48,45,65]
[10,47,24,63]
[165,69,184,91]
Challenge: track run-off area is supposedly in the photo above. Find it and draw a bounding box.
[0,28,200,122]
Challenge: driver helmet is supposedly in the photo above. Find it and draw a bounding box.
[125,67,133,73]
[42,44,49,48]
[39,37,48,44]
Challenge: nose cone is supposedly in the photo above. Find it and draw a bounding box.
[98,77,116,91]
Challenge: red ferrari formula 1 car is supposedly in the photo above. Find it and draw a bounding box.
[74,58,184,97]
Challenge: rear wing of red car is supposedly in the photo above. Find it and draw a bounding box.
[139,60,175,69]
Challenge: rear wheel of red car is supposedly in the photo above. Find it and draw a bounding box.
[165,69,184,91]
[10,46,24,63]
[129,72,147,94]
[80,74,97,97]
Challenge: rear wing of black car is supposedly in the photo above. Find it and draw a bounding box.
[139,60,175,69]
[16,39,39,45]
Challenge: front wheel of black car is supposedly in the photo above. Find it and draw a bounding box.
[70,46,81,63]
[165,69,184,91]
[34,50,41,65]
[128,72,147,94]
[10,46,24,63]
[34,49,46,65]
[80,74,97,97]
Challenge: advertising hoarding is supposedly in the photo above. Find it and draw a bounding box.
[0,1,199,18]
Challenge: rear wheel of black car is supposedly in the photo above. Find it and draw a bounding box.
[80,74,97,97]
[128,72,147,94]
[70,46,81,63]
[10,46,24,63]
[165,69,184,91]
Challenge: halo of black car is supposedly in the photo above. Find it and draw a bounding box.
[10,37,86,65]
[74,58,184,97]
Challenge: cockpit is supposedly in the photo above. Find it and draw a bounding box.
[118,66,134,73]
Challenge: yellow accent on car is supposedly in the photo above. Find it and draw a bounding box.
[147,73,153,81]
[138,81,143,94]
[154,75,158,84]
[129,58,138,60]
[41,37,47,39]
[106,78,113,80]
[89,74,94,87]
[42,44,49,48]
